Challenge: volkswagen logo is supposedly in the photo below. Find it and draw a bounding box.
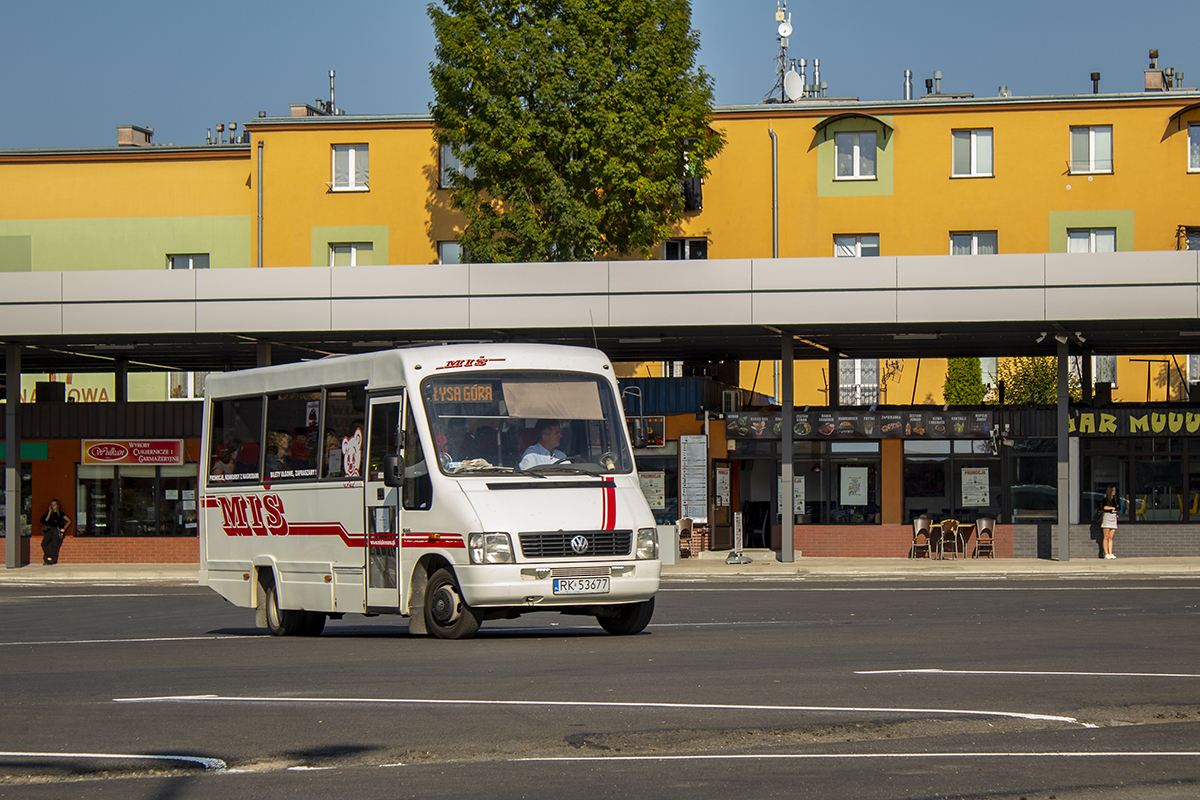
[570,535,590,554]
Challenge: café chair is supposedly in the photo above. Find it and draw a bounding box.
[938,519,960,559]
[910,517,933,559]
[973,517,996,558]
[1178,492,1199,520]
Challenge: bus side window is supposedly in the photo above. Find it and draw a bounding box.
[403,402,432,511]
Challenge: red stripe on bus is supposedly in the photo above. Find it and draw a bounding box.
[602,484,616,531]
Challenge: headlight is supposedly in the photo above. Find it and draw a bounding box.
[636,528,658,560]
[468,532,514,564]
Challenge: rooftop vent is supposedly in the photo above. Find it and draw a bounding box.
[116,125,153,147]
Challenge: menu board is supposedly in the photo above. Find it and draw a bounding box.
[638,470,666,509]
[841,466,868,506]
[680,434,708,522]
[726,411,992,440]
[961,467,990,506]
[776,476,805,515]
[714,466,731,507]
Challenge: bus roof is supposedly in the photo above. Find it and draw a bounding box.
[203,342,613,399]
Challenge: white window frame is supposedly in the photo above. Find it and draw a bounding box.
[664,238,708,260]
[834,234,879,258]
[167,253,209,269]
[839,358,880,406]
[1069,125,1113,174]
[330,144,369,191]
[949,231,998,255]
[1189,124,1200,173]
[169,371,211,400]
[438,241,467,265]
[1067,227,1116,253]
[439,143,475,188]
[951,129,993,177]
[329,242,373,267]
[834,131,877,180]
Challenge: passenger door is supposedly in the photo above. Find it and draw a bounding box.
[365,394,403,609]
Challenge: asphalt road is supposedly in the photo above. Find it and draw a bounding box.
[1,577,1199,799]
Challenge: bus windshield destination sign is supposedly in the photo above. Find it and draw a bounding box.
[430,384,493,404]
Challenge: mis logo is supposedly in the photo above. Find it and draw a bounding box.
[216,494,289,536]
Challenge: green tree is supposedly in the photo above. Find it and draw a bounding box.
[997,356,1082,404]
[943,357,986,405]
[428,0,724,263]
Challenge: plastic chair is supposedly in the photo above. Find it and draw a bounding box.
[1133,495,1147,521]
[911,517,932,559]
[1178,492,1199,520]
[973,517,996,558]
[938,519,960,559]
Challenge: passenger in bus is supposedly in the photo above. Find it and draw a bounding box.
[443,418,475,462]
[518,419,567,470]
[473,423,498,460]
[265,430,292,476]
[324,428,343,477]
[211,438,242,477]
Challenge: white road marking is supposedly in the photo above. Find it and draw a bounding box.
[858,668,1200,678]
[112,693,1084,725]
[512,750,1200,763]
[0,750,226,771]
[0,593,193,600]
[0,635,263,647]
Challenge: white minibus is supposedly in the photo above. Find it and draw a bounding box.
[199,343,660,639]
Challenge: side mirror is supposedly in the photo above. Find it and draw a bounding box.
[383,454,403,487]
[631,418,648,449]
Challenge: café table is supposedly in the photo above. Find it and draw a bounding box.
[929,521,975,559]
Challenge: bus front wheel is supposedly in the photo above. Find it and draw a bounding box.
[424,568,482,639]
[597,597,655,635]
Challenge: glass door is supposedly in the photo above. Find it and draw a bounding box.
[365,394,403,609]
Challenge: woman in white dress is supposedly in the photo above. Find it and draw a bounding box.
[1100,485,1120,559]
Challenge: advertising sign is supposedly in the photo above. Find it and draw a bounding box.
[81,440,185,465]
[726,411,992,440]
[680,434,708,522]
[961,467,990,506]
[638,470,666,509]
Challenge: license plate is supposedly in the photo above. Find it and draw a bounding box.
[552,577,610,595]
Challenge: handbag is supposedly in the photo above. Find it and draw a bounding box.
[1094,506,1105,524]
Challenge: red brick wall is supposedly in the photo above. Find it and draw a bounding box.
[1,536,199,565]
[770,524,1015,558]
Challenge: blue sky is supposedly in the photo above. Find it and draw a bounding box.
[4,1,1196,150]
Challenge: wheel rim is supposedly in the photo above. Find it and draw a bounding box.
[267,590,281,628]
[430,583,462,627]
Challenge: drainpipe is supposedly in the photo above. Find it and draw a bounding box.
[257,139,264,268]
[768,129,779,258]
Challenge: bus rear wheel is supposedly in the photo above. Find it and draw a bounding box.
[424,568,482,639]
[265,581,324,636]
[597,597,654,635]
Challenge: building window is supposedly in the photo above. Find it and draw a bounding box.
[834,234,879,257]
[1094,355,1118,389]
[439,143,474,189]
[330,243,373,266]
[664,238,708,260]
[1190,124,1200,172]
[839,358,880,406]
[438,241,466,265]
[950,231,998,255]
[169,371,210,400]
[951,129,993,177]
[979,357,999,387]
[168,254,209,269]
[835,131,876,179]
[331,144,369,191]
[1067,227,1116,253]
[1183,227,1200,251]
[1069,125,1113,174]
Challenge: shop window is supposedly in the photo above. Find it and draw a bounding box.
[77,465,114,536]
[119,466,158,536]
[0,463,33,537]
[208,396,264,484]
[331,144,369,191]
[77,464,198,537]
[830,442,880,525]
[264,391,321,482]
[1009,442,1057,523]
[323,385,367,479]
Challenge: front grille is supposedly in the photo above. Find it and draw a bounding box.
[550,566,612,579]
[519,530,632,559]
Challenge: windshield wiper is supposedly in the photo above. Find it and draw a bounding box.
[520,463,602,476]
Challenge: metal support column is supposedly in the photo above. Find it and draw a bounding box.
[257,342,272,368]
[115,359,129,403]
[781,334,794,562]
[5,345,21,569]
[828,354,840,408]
[1056,336,1070,561]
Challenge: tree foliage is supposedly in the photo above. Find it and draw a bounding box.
[943,357,986,405]
[997,356,1082,404]
[428,0,724,262]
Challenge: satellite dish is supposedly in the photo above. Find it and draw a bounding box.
[778,21,793,37]
[784,69,803,101]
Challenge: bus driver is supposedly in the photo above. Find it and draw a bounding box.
[518,419,566,470]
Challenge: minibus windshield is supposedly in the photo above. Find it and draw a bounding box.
[421,370,632,476]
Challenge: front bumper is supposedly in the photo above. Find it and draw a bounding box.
[455,561,661,608]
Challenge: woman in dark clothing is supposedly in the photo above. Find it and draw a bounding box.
[39,499,70,565]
